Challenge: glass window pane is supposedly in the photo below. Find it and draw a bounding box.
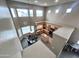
[36,10,43,17]
[10,8,16,17]
[18,29,22,37]
[17,9,28,17]
[30,26,34,33]
[21,26,34,34]
[29,10,33,17]
[21,26,30,34]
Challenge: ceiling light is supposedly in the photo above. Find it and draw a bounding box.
[44,3,47,6]
[55,9,59,14]
[34,0,38,3]
[55,0,59,2]
[48,10,51,13]
[66,8,72,13]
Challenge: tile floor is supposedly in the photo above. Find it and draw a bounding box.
[59,51,79,58]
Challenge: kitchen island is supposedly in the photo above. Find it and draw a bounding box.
[52,26,75,57]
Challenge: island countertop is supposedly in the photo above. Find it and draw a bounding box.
[23,40,56,58]
[53,27,75,40]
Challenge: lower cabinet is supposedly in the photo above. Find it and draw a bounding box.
[52,33,67,57]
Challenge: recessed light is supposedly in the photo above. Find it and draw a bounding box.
[66,8,72,13]
[55,9,59,14]
[55,0,59,2]
[44,3,47,6]
[34,0,38,3]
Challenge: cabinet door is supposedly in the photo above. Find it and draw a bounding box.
[52,33,66,57]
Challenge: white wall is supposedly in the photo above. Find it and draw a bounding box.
[0,0,22,57]
[7,1,45,26]
[7,1,45,38]
[46,1,79,42]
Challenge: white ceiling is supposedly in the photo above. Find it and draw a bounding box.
[12,0,77,6]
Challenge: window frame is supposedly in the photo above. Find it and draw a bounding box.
[10,8,17,18]
[29,9,33,17]
[17,8,29,17]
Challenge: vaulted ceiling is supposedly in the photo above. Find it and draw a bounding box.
[12,0,76,6]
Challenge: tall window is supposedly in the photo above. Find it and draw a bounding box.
[17,9,28,17]
[36,10,43,17]
[10,8,16,17]
[29,10,33,17]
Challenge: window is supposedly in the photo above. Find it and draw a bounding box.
[77,41,79,44]
[66,8,72,13]
[18,29,22,37]
[21,26,34,34]
[10,8,16,17]
[55,9,59,14]
[17,9,28,17]
[21,26,30,34]
[36,10,43,17]
[29,10,33,17]
[30,26,34,33]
